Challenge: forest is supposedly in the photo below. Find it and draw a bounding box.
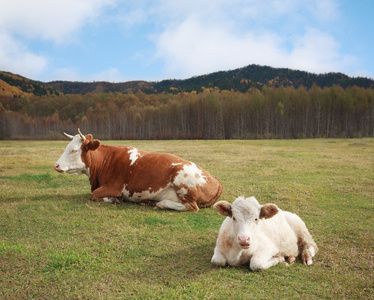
[1,84,373,140]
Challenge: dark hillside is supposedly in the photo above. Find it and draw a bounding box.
[153,65,374,93]
[2,65,373,96]
[45,64,374,94]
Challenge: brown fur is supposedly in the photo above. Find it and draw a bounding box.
[259,204,279,219]
[80,134,223,211]
[214,201,233,217]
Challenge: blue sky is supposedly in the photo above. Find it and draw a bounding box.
[0,0,373,82]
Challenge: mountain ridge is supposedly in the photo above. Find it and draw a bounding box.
[1,64,373,97]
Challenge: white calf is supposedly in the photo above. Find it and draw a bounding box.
[211,196,318,271]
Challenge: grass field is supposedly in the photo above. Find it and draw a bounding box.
[0,138,373,299]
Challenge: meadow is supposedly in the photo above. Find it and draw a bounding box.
[0,138,373,299]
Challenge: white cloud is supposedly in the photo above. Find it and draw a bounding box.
[286,28,358,74]
[0,0,117,80]
[152,0,359,78]
[0,0,117,43]
[0,0,367,81]
[155,16,284,78]
[0,32,48,79]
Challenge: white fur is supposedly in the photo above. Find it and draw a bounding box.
[172,162,206,197]
[54,134,88,175]
[211,196,317,271]
[128,148,141,166]
[122,184,179,203]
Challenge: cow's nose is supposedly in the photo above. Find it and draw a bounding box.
[54,163,61,172]
[238,236,250,244]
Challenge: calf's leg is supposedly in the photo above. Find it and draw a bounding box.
[250,254,285,271]
[211,249,227,267]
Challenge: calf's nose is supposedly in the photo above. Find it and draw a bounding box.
[54,163,61,172]
[238,236,250,244]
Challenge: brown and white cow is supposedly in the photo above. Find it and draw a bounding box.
[54,129,223,211]
[211,196,318,271]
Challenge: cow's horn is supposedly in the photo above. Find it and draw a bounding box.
[78,128,86,141]
[64,132,74,140]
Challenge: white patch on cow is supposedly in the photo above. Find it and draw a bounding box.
[128,148,141,166]
[173,162,206,189]
[122,184,180,203]
[156,200,190,211]
[103,197,112,203]
[54,134,88,175]
[177,187,188,197]
[171,163,182,166]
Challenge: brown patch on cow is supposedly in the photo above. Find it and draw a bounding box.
[173,170,223,211]
[197,176,223,208]
[222,227,233,249]
[214,201,232,217]
[259,204,279,219]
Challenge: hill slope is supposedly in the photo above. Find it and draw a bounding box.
[0,71,61,97]
[1,64,373,96]
[45,64,374,94]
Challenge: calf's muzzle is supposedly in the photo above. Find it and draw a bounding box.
[238,236,250,248]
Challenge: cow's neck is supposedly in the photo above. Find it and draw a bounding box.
[82,145,132,191]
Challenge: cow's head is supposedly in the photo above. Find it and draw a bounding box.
[214,196,279,249]
[54,129,100,175]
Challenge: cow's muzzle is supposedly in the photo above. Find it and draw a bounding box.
[54,163,64,173]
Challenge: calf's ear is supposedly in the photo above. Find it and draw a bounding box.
[259,204,279,219]
[214,201,232,217]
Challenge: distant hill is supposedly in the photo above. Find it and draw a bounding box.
[46,80,153,95]
[1,65,373,97]
[0,71,61,97]
[152,65,374,93]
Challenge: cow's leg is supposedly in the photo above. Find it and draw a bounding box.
[91,186,122,203]
[155,200,193,211]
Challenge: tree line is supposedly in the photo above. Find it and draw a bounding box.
[0,84,373,140]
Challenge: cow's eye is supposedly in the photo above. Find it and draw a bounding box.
[232,217,236,221]
[255,218,258,222]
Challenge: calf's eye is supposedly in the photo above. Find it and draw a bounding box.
[71,150,78,154]
[233,217,236,221]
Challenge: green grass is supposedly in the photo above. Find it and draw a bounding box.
[0,139,373,299]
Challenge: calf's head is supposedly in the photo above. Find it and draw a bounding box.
[54,129,100,175]
[214,196,279,249]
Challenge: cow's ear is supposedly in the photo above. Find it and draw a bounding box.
[82,139,100,151]
[259,204,279,219]
[87,139,100,151]
[214,201,232,217]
